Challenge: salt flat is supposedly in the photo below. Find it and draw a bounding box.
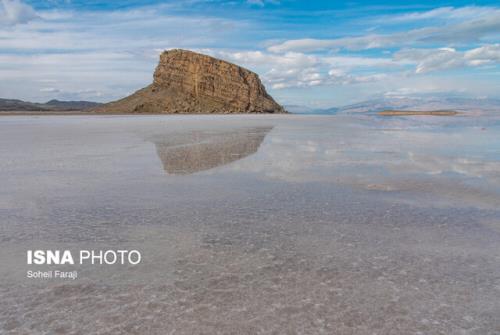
[0,114,499,334]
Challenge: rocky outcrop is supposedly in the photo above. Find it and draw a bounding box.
[95,49,286,114]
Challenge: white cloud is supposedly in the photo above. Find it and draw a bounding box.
[39,87,60,93]
[210,50,324,88]
[268,10,500,53]
[395,48,465,73]
[395,44,500,73]
[261,6,500,98]
[1,2,499,103]
[0,4,249,101]
[246,0,279,6]
[247,0,264,6]
[0,51,152,102]
[214,50,319,69]
[465,44,500,63]
[380,6,495,22]
[0,3,247,51]
[207,50,392,89]
[323,55,398,68]
[0,0,38,25]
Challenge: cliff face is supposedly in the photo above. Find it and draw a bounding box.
[95,49,286,114]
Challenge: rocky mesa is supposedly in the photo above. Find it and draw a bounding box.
[94,49,286,114]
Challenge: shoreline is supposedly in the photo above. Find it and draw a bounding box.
[0,111,291,116]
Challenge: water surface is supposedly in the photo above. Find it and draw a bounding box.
[0,114,499,334]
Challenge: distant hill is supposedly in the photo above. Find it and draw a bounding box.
[336,97,500,115]
[286,97,500,115]
[0,98,48,111]
[284,105,318,114]
[44,99,102,110]
[284,105,339,115]
[0,98,102,112]
[315,107,339,115]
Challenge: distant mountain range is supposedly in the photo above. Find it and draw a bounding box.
[0,98,102,112]
[285,105,339,115]
[2,96,499,114]
[286,97,500,115]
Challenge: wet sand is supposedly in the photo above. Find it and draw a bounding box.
[0,114,499,334]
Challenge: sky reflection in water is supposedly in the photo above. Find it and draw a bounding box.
[0,114,499,334]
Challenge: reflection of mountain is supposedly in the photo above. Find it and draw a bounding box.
[153,126,273,174]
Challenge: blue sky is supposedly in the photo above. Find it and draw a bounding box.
[1,0,499,107]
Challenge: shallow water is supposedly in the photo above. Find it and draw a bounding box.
[0,114,499,334]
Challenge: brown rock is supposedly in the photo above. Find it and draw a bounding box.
[94,49,286,114]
